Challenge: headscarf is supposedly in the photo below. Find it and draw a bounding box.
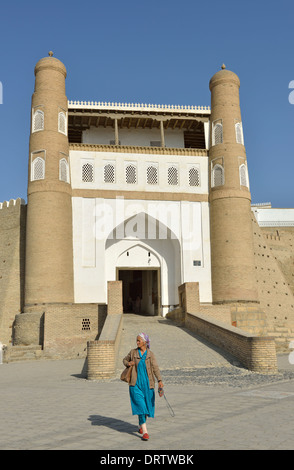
[138,332,150,349]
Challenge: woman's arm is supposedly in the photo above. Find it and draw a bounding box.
[123,350,135,367]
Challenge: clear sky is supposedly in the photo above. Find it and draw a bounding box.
[0,0,293,207]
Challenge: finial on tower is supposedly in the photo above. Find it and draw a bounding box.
[48,51,54,57]
[221,64,226,69]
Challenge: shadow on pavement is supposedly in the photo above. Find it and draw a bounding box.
[88,415,140,438]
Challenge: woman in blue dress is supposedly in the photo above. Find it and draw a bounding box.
[123,333,163,441]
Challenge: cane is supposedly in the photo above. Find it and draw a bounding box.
[158,387,175,417]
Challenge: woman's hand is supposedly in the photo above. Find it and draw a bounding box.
[128,361,135,367]
[158,380,164,388]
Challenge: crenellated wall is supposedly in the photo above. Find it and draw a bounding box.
[0,198,26,345]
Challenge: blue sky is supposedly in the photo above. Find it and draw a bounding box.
[0,0,293,207]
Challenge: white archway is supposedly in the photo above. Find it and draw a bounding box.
[105,212,181,315]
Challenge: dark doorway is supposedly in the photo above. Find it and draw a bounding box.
[118,269,160,316]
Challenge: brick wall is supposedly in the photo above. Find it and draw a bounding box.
[0,199,26,345]
[186,311,277,373]
[252,216,294,351]
[107,281,123,315]
[42,303,107,358]
[177,282,277,373]
[87,314,123,379]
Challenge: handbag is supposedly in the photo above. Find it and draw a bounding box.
[120,350,134,383]
[120,364,133,383]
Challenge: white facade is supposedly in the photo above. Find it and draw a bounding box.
[70,148,212,315]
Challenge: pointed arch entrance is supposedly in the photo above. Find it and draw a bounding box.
[105,212,181,316]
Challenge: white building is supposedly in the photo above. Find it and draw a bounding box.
[68,101,212,315]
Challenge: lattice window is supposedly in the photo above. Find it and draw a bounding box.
[212,120,223,146]
[188,167,200,187]
[82,318,91,331]
[235,121,244,144]
[58,111,67,135]
[146,165,158,185]
[104,163,115,183]
[212,164,224,187]
[239,163,248,187]
[125,164,137,184]
[32,109,44,132]
[82,162,94,182]
[168,166,179,185]
[59,158,69,183]
[32,156,45,181]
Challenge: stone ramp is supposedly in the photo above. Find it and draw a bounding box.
[115,313,238,377]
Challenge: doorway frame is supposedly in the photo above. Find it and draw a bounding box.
[116,267,161,316]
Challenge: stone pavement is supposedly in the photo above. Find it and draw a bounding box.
[1,314,294,451]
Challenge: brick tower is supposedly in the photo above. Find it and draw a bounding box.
[208,65,258,304]
[24,52,74,308]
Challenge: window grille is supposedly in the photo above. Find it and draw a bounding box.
[59,158,69,183]
[235,122,244,144]
[212,120,223,146]
[32,109,44,132]
[58,111,67,135]
[125,164,137,184]
[168,166,179,185]
[32,157,45,181]
[104,163,115,183]
[82,162,94,182]
[212,164,224,187]
[82,318,91,331]
[239,163,248,187]
[188,167,200,187]
[146,165,158,185]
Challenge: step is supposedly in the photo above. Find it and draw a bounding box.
[3,345,43,363]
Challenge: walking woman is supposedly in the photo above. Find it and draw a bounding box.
[123,333,163,441]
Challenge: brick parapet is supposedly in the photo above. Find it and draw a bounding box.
[186,311,277,373]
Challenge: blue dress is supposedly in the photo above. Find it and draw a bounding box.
[129,349,155,423]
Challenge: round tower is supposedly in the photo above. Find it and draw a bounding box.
[208,65,258,304]
[25,52,74,307]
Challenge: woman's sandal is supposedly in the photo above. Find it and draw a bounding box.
[142,433,149,441]
[138,427,143,434]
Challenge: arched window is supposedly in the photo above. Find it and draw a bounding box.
[125,164,137,184]
[146,165,158,185]
[188,167,200,187]
[104,163,115,183]
[32,109,44,132]
[58,111,67,135]
[31,156,45,181]
[212,164,224,187]
[82,162,94,182]
[239,163,249,188]
[59,158,70,183]
[235,121,244,145]
[212,120,223,146]
[168,165,179,185]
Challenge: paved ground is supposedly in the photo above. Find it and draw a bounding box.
[1,314,294,451]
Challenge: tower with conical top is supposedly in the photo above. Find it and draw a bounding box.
[209,65,258,304]
[25,52,74,308]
